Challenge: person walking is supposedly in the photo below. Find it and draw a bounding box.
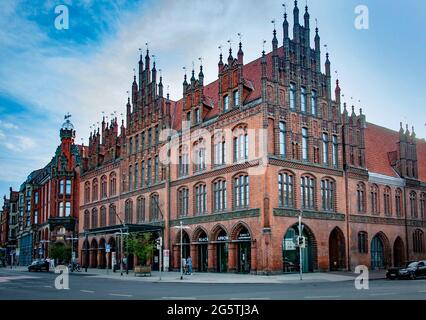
[187,256,193,275]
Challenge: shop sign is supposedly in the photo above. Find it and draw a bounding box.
[237,233,251,241]
[198,237,208,243]
[217,235,228,242]
[284,239,296,251]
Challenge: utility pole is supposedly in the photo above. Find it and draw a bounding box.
[66,235,78,265]
[172,221,190,280]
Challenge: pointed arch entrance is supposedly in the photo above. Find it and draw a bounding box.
[90,239,98,268]
[192,227,208,272]
[231,223,252,274]
[371,232,391,269]
[282,224,317,273]
[329,227,346,271]
[107,237,116,269]
[81,239,89,268]
[99,238,106,269]
[393,237,405,267]
[211,225,229,273]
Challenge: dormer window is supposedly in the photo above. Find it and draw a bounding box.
[195,108,201,123]
[224,95,229,112]
[233,90,239,107]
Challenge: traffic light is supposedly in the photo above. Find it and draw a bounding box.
[155,237,162,249]
[297,236,306,248]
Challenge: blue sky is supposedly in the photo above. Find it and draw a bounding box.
[0,0,425,207]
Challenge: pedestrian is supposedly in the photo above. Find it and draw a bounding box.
[182,257,187,275]
[187,256,193,275]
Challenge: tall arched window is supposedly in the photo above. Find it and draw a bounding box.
[84,182,91,204]
[150,194,160,221]
[321,178,335,211]
[193,139,206,173]
[410,191,418,218]
[178,188,189,217]
[84,210,90,230]
[92,179,98,202]
[125,199,133,224]
[370,184,379,214]
[322,133,329,165]
[300,175,315,209]
[395,188,402,217]
[279,172,294,208]
[384,187,391,216]
[234,174,249,209]
[128,165,133,192]
[233,125,248,162]
[178,145,189,177]
[213,179,227,212]
[213,133,226,166]
[301,127,309,161]
[101,176,107,199]
[279,122,286,158]
[91,208,98,229]
[137,197,145,223]
[109,172,117,197]
[413,229,424,253]
[195,184,207,215]
[109,204,116,226]
[421,193,426,219]
[100,206,107,227]
[357,183,366,213]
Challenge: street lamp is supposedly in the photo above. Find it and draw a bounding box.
[298,210,304,281]
[66,235,79,265]
[172,221,190,280]
[114,231,129,276]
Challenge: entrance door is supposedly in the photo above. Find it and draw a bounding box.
[216,242,228,272]
[371,236,384,269]
[329,228,346,271]
[283,226,313,273]
[238,242,251,273]
[393,237,405,267]
[198,244,208,272]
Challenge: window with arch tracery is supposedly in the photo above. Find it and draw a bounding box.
[300,175,315,209]
[279,172,294,208]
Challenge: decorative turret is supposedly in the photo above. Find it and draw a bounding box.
[198,65,204,86]
[218,51,224,74]
[237,41,244,64]
[228,47,233,65]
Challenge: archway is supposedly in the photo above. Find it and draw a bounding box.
[107,237,116,270]
[99,238,106,269]
[329,227,346,271]
[282,224,317,273]
[90,239,98,268]
[393,237,405,267]
[370,232,391,269]
[193,228,208,272]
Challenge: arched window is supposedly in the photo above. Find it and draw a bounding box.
[321,178,335,211]
[358,231,368,254]
[91,208,98,229]
[233,125,248,162]
[300,175,315,209]
[128,165,133,192]
[301,127,309,161]
[178,188,189,217]
[101,176,107,199]
[213,179,227,212]
[357,183,366,213]
[279,172,294,208]
[413,229,424,253]
[100,206,107,227]
[332,135,338,167]
[150,194,160,221]
[178,145,189,177]
[213,133,226,166]
[109,172,117,197]
[279,122,286,158]
[193,139,206,173]
[109,204,116,226]
[134,163,139,189]
[370,184,379,214]
[84,182,90,204]
[395,188,402,217]
[84,210,90,230]
[421,193,426,219]
[322,132,329,165]
[195,184,207,215]
[137,197,145,223]
[92,179,98,202]
[125,199,133,224]
[384,187,391,216]
[234,174,249,209]
[410,191,418,218]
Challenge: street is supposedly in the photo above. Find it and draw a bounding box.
[0,268,425,300]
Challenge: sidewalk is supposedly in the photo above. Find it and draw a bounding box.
[1,266,386,284]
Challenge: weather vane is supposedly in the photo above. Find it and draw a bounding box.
[227,39,232,49]
[218,45,223,54]
[262,40,267,52]
[64,112,71,120]
[282,3,287,14]
[237,33,242,42]
[145,42,149,51]
[271,19,276,29]
[183,66,187,76]
[198,57,203,66]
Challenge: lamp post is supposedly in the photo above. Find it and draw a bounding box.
[172,221,190,280]
[66,235,78,265]
[298,210,303,281]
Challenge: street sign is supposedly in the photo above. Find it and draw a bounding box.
[106,244,111,253]
[163,250,169,271]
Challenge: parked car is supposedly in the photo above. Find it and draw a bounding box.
[28,259,50,272]
[386,261,415,279]
[397,261,426,280]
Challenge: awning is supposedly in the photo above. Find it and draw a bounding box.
[79,223,164,237]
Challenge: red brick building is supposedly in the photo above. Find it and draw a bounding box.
[78,1,425,273]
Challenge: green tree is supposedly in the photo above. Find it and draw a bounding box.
[127,233,155,266]
[50,243,71,263]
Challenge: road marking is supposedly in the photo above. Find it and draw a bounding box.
[369,293,396,296]
[43,285,53,288]
[304,295,341,299]
[418,291,426,293]
[162,297,197,300]
[80,290,95,294]
[109,293,133,297]
[248,298,271,300]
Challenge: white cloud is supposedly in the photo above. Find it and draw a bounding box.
[0,120,18,130]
